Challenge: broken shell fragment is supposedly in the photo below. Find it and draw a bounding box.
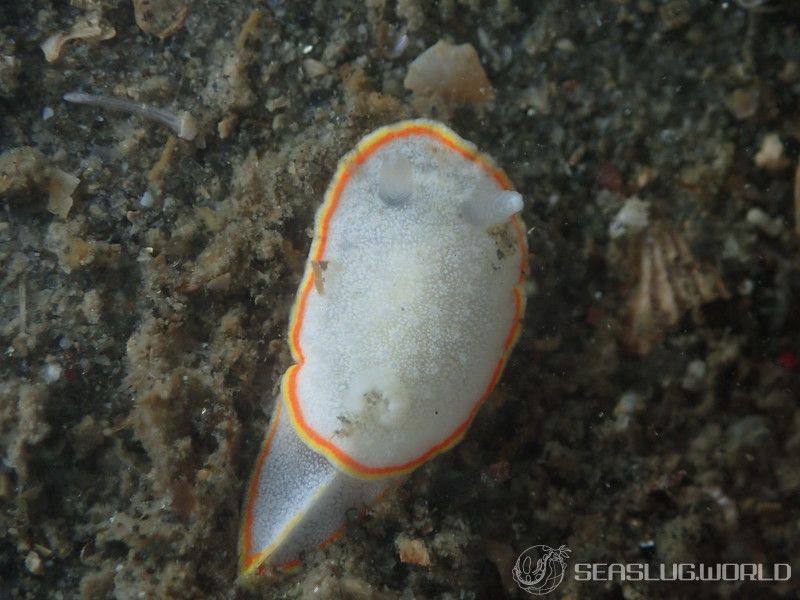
[404,40,495,106]
[396,534,433,567]
[622,223,730,354]
[40,16,116,63]
[46,168,80,219]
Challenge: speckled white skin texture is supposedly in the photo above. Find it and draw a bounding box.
[294,133,523,470]
[247,403,389,566]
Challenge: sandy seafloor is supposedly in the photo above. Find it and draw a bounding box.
[1,0,800,598]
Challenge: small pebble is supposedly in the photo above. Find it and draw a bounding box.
[42,362,62,383]
[302,58,327,78]
[25,551,44,575]
[722,235,743,260]
[682,359,707,392]
[139,190,154,208]
[726,87,758,120]
[612,391,645,431]
[609,196,650,239]
[389,30,409,58]
[595,161,624,191]
[778,60,799,83]
[754,133,788,171]
[725,415,772,454]
[746,207,783,238]
[555,38,576,52]
[42,106,54,120]
[737,279,754,295]
[519,84,550,114]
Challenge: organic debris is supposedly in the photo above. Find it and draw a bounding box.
[147,136,179,191]
[46,223,122,273]
[0,147,79,218]
[0,38,19,97]
[404,40,494,107]
[40,15,116,63]
[484,540,517,594]
[0,147,47,195]
[795,158,800,237]
[132,0,190,40]
[622,223,730,354]
[236,9,263,50]
[395,534,432,567]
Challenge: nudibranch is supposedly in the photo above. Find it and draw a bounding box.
[240,119,527,575]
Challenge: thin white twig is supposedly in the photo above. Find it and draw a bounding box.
[63,91,198,141]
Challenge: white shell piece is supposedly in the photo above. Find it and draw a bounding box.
[292,124,525,473]
[242,402,391,569]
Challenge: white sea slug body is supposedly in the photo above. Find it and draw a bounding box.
[240,119,528,575]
